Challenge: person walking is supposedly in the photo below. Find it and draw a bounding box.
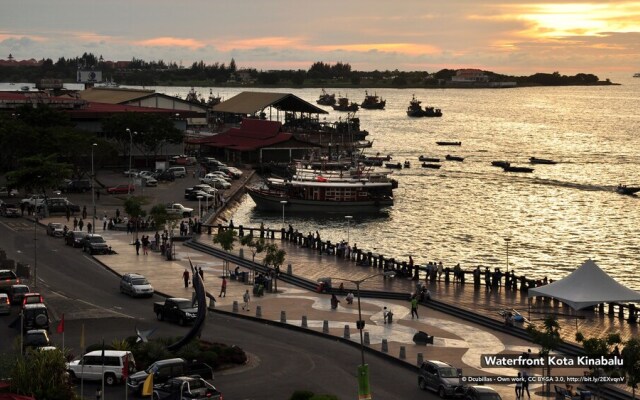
[65,207,71,222]
[521,370,530,398]
[410,295,419,319]
[103,215,107,231]
[86,222,92,234]
[134,238,141,255]
[82,205,87,220]
[73,217,78,230]
[141,235,149,255]
[515,371,523,399]
[219,277,227,297]
[242,289,250,311]
[330,294,340,309]
[78,218,84,232]
[182,269,190,288]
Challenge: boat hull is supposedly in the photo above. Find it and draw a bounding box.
[247,189,393,213]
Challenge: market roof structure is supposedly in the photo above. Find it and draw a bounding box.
[211,92,328,115]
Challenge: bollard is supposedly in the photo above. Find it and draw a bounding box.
[280,310,287,323]
[399,346,406,360]
[208,296,215,310]
[363,332,370,346]
[381,339,388,353]
[301,315,308,328]
[344,325,350,339]
[287,263,292,275]
[232,301,239,313]
[256,305,262,318]
[323,320,329,334]
[417,353,424,366]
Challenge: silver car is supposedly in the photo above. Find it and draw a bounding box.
[0,293,10,315]
[120,273,154,298]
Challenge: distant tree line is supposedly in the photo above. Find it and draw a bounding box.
[0,52,607,87]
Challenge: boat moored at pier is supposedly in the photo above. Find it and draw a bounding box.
[360,91,386,109]
[332,97,359,112]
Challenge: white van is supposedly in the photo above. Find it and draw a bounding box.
[67,350,136,385]
[167,166,187,178]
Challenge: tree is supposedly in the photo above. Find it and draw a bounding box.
[264,243,286,292]
[124,196,147,240]
[623,338,640,398]
[240,233,267,283]
[213,229,236,277]
[526,315,562,395]
[6,154,72,193]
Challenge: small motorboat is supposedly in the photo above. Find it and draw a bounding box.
[419,156,440,162]
[529,157,557,165]
[403,160,411,168]
[616,184,640,195]
[491,161,511,168]
[445,155,464,162]
[421,163,441,169]
[385,162,403,169]
[503,165,534,173]
[436,141,461,146]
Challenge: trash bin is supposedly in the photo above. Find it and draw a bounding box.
[239,272,247,283]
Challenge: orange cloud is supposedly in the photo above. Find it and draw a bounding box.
[134,37,206,49]
[215,36,306,51]
[316,43,440,56]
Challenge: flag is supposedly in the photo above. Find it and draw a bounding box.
[79,323,85,351]
[141,373,153,396]
[56,313,65,334]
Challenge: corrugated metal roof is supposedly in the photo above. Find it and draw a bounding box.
[79,87,155,104]
[212,91,328,115]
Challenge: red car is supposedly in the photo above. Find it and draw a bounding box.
[107,184,134,194]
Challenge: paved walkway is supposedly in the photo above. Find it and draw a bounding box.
[36,214,606,400]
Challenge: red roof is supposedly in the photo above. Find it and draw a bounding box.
[66,102,201,119]
[188,119,292,151]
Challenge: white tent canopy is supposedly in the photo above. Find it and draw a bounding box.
[528,259,640,310]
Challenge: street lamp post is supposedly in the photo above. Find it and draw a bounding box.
[280,200,287,229]
[126,128,132,196]
[197,195,203,219]
[91,143,97,233]
[345,215,353,243]
[505,237,512,272]
[332,271,395,400]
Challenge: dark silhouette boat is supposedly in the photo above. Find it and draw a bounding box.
[445,155,464,162]
[421,163,441,169]
[616,184,640,195]
[491,161,511,168]
[403,160,411,168]
[385,162,403,169]
[437,141,461,146]
[406,95,442,117]
[332,96,359,112]
[503,165,534,173]
[529,157,557,165]
[316,89,336,106]
[360,91,386,109]
[419,156,440,162]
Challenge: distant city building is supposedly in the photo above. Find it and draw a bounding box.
[0,54,43,67]
[451,69,490,83]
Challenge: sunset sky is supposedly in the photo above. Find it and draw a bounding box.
[1,0,639,76]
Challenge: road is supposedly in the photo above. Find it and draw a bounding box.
[0,217,434,400]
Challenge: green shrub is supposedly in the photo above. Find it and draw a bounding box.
[10,349,77,399]
[85,343,115,353]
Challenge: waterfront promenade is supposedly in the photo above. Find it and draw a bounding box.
[32,211,635,399]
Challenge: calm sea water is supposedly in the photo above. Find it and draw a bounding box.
[4,78,639,288]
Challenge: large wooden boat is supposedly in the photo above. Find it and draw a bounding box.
[437,141,462,146]
[419,156,440,162]
[247,178,395,213]
[529,157,557,165]
[503,165,534,173]
[616,184,640,195]
[316,89,336,106]
[332,97,359,112]
[445,154,464,162]
[360,91,386,110]
[406,95,442,117]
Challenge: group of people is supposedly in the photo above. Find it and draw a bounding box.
[181,267,205,288]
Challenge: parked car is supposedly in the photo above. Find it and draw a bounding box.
[153,170,175,182]
[107,184,135,194]
[123,169,140,177]
[151,376,221,400]
[418,360,465,398]
[200,174,230,189]
[20,194,46,208]
[8,284,30,305]
[120,273,154,297]
[67,350,136,385]
[127,358,213,395]
[60,179,92,193]
[1,202,20,217]
[224,166,243,179]
[22,303,50,331]
[464,385,502,400]
[0,269,21,292]
[46,222,66,237]
[82,234,110,255]
[187,190,215,202]
[23,329,51,351]
[143,176,158,187]
[65,231,90,248]
[22,292,44,306]
[0,293,10,315]
[167,166,187,178]
[0,186,18,197]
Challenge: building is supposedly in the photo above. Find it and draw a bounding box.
[451,69,490,83]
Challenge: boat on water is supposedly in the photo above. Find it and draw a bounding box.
[360,91,386,110]
[385,162,403,169]
[421,163,441,169]
[437,141,461,146]
[316,89,336,106]
[634,73,640,78]
[491,161,511,168]
[246,178,395,213]
[445,155,464,162]
[419,156,440,162]
[207,89,222,107]
[406,95,442,117]
[332,97,359,112]
[616,184,640,195]
[403,160,411,168]
[359,154,392,166]
[529,157,557,165]
[503,165,534,173]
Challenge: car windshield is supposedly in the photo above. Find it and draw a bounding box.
[132,278,149,285]
[439,367,459,378]
[14,287,29,293]
[0,271,17,279]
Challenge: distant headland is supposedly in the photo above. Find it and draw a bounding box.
[0,53,618,88]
